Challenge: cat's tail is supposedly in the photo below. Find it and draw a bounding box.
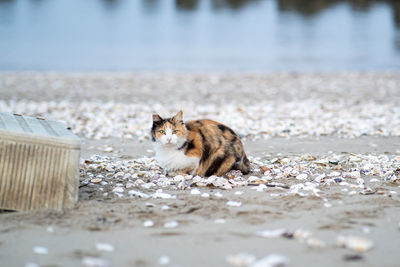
[235,154,251,175]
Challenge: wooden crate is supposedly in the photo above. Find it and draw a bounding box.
[0,112,80,211]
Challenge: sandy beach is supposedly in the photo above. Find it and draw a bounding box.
[0,72,400,267]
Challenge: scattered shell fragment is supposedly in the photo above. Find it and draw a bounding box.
[158,256,170,265]
[95,243,114,252]
[143,220,155,228]
[33,246,48,255]
[226,252,256,267]
[256,229,288,238]
[164,221,179,228]
[296,174,308,180]
[226,201,242,207]
[306,238,326,248]
[191,188,201,195]
[337,236,374,252]
[82,257,109,267]
[251,254,289,267]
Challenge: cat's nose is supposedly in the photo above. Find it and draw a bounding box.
[166,137,172,143]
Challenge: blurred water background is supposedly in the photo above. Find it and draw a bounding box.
[0,0,399,71]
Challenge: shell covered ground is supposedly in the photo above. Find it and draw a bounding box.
[0,72,400,267]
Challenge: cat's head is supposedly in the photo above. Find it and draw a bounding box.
[151,110,187,147]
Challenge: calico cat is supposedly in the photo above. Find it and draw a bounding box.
[151,111,250,177]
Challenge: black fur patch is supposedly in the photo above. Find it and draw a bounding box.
[205,155,225,177]
[199,130,211,163]
[185,140,195,153]
[185,122,193,131]
[217,124,236,136]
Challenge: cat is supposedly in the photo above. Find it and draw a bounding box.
[151,110,250,177]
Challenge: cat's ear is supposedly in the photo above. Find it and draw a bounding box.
[152,113,163,123]
[173,110,183,123]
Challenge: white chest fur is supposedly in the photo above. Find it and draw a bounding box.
[153,144,199,172]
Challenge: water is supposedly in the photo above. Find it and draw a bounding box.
[0,0,399,71]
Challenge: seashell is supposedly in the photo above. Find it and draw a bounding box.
[226,201,242,207]
[226,252,256,267]
[112,187,124,193]
[95,243,114,252]
[114,171,124,178]
[296,174,308,180]
[214,192,223,198]
[90,178,102,183]
[251,254,289,267]
[103,146,113,153]
[158,256,170,265]
[306,238,326,248]
[293,229,312,240]
[328,171,341,177]
[301,154,316,161]
[336,236,374,252]
[256,229,287,238]
[152,190,176,199]
[161,205,170,210]
[260,166,271,175]
[33,246,48,255]
[143,220,155,228]
[201,193,210,198]
[164,221,179,228]
[82,257,109,267]
[190,188,201,195]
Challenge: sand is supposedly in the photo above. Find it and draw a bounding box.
[0,72,400,267]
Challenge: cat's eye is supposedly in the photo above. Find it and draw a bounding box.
[159,130,165,134]
[173,130,178,134]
